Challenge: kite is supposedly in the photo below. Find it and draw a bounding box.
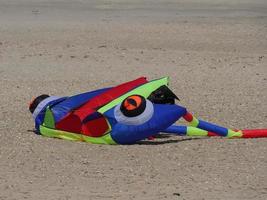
[29,77,267,144]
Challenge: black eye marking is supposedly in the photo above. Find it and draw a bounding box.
[148,85,179,104]
[120,95,147,117]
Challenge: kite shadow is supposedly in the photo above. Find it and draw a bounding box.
[27,129,39,134]
[136,137,208,145]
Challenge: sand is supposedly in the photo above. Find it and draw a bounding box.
[0,0,267,199]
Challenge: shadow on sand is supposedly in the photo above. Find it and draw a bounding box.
[137,136,208,145]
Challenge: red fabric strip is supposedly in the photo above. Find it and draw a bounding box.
[183,112,193,122]
[242,129,267,138]
[74,77,148,120]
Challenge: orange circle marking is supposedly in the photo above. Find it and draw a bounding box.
[123,95,142,111]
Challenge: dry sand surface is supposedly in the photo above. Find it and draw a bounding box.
[0,0,267,199]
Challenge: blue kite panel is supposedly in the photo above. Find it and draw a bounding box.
[163,125,187,135]
[109,104,186,144]
[198,120,228,136]
[51,87,111,123]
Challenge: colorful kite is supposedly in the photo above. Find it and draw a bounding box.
[29,77,267,144]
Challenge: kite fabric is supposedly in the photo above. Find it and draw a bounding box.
[29,77,267,145]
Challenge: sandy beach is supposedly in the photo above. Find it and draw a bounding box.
[0,0,267,199]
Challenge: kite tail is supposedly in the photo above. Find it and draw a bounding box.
[163,125,267,138]
[238,129,267,138]
[179,112,267,138]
